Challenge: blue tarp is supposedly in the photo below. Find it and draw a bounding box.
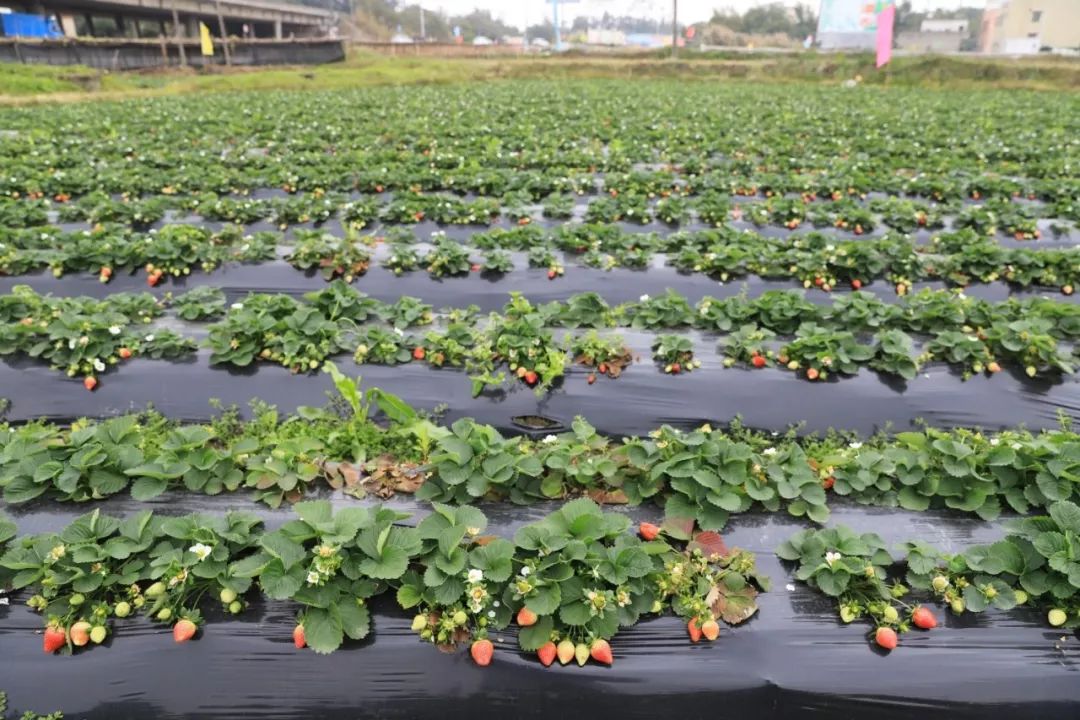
[0,13,63,38]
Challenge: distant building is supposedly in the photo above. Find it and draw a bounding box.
[472,35,492,45]
[897,16,969,53]
[980,0,1080,54]
[919,19,968,34]
[585,29,626,46]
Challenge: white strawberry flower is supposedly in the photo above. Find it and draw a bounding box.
[189,543,213,561]
[231,303,244,310]
[762,447,777,456]
[639,294,650,302]
[825,551,842,567]
[144,334,155,342]
[990,438,1000,446]
[306,571,320,585]
[542,435,558,444]
[108,325,121,335]
[467,568,483,584]
[93,359,105,372]
[849,442,863,450]
[520,567,530,577]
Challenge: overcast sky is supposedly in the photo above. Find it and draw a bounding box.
[425,1,977,29]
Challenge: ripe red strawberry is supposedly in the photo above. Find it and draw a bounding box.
[517,607,538,627]
[470,264,481,273]
[516,366,527,378]
[547,269,557,280]
[670,363,681,374]
[537,641,557,667]
[911,606,937,630]
[173,619,197,644]
[118,347,132,360]
[814,276,824,287]
[822,476,835,490]
[639,522,660,541]
[687,618,702,643]
[590,638,613,665]
[874,626,898,650]
[751,355,766,368]
[597,363,608,375]
[99,267,112,280]
[523,370,538,386]
[700,619,720,641]
[470,638,494,666]
[806,368,820,381]
[43,625,67,654]
[412,347,426,361]
[84,376,98,391]
[851,279,862,290]
[293,624,306,649]
[587,373,596,385]
[986,361,1001,374]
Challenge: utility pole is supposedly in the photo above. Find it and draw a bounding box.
[553,0,560,51]
[419,5,425,40]
[671,0,677,58]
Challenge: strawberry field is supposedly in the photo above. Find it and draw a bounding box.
[0,80,1079,719]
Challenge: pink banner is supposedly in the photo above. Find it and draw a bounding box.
[876,4,895,68]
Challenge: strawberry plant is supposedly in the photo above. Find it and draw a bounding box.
[780,324,876,381]
[651,335,697,375]
[569,330,632,379]
[383,244,421,275]
[777,527,911,648]
[424,237,472,278]
[171,286,226,321]
[354,327,414,365]
[288,230,372,282]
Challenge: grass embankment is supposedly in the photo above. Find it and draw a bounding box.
[1,50,1078,104]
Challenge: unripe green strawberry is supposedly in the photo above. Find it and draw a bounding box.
[70,593,86,607]
[452,610,468,626]
[931,575,949,593]
[133,596,146,608]
[556,639,576,665]
[950,598,965,614]
[882,606,899,623]
[839,605,857,623]
[1048,608,1068,627]
[157,608,173,621]
[146,582,166,598]
[229,601,243,614]
[89,626,108,644]
[1014,589,1029,605]
[574,642,590,666]
[220,588,238,604]
[114,601,132,618]
[411,614,427,632]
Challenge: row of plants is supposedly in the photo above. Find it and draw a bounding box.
[3,222,1075,293]
[0,79,1074,205]
[778,499,1080,651]
[1,365,1078,529]
[0,499,767,664]
[3,283,1077,389]
[1,189,1070,239]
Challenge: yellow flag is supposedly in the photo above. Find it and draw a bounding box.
[199,23,214,56]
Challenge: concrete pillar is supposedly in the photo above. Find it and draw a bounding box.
[59,13,78,37]
[274,19,282,39]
